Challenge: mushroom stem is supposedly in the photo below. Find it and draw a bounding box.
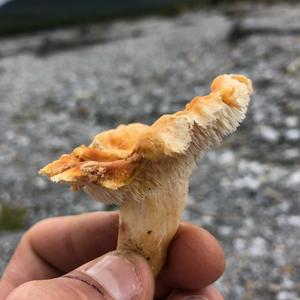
[117,158,192,275]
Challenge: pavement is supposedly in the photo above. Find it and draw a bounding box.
[0,3,300,299]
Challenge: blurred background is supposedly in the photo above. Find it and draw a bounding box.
[0,1,299,299]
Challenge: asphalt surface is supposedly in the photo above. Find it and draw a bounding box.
[0,3,299,299]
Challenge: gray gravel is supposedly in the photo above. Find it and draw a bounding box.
[0,3,300,299]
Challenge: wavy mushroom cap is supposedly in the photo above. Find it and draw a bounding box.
[40,74,252,191]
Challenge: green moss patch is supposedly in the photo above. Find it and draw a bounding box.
[0,204,27,231]
[104,204,118,211]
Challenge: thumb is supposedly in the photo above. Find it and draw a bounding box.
[7,251,155,300]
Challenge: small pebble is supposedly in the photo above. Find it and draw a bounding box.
[285,116,298,128]
[247,237,267,257]
[289,171,300,185]
[234,238,246,252]
[283,148,299,160]
[259,125,280,143]
[233,175,260,190]
[218,226,232,236]
[277,291,299,300]
[285,129,300,141]
[287,216,300,227]
[219,151,235,165]
[33,177,48,190]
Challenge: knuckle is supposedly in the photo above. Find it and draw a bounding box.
[25,217,60,240]
[6,281,38,300]
[17,217,61,251]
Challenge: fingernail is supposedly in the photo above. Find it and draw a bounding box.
[84,254,142,300]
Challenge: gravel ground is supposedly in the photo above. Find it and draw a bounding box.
[0,3,300,299]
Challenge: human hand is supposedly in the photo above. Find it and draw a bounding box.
[0,212,225,300]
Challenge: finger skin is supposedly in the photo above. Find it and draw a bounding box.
[0,234,61,300]
[28,211,119,272]
[7,278,103,300]
[0,212,225,299]
[6,253,155,300]
[160,223,225,290]
[167,286,224,300]
[155,224,225,298]
[0,212,119,299]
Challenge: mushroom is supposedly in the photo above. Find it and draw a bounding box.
[40,74,252,276]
